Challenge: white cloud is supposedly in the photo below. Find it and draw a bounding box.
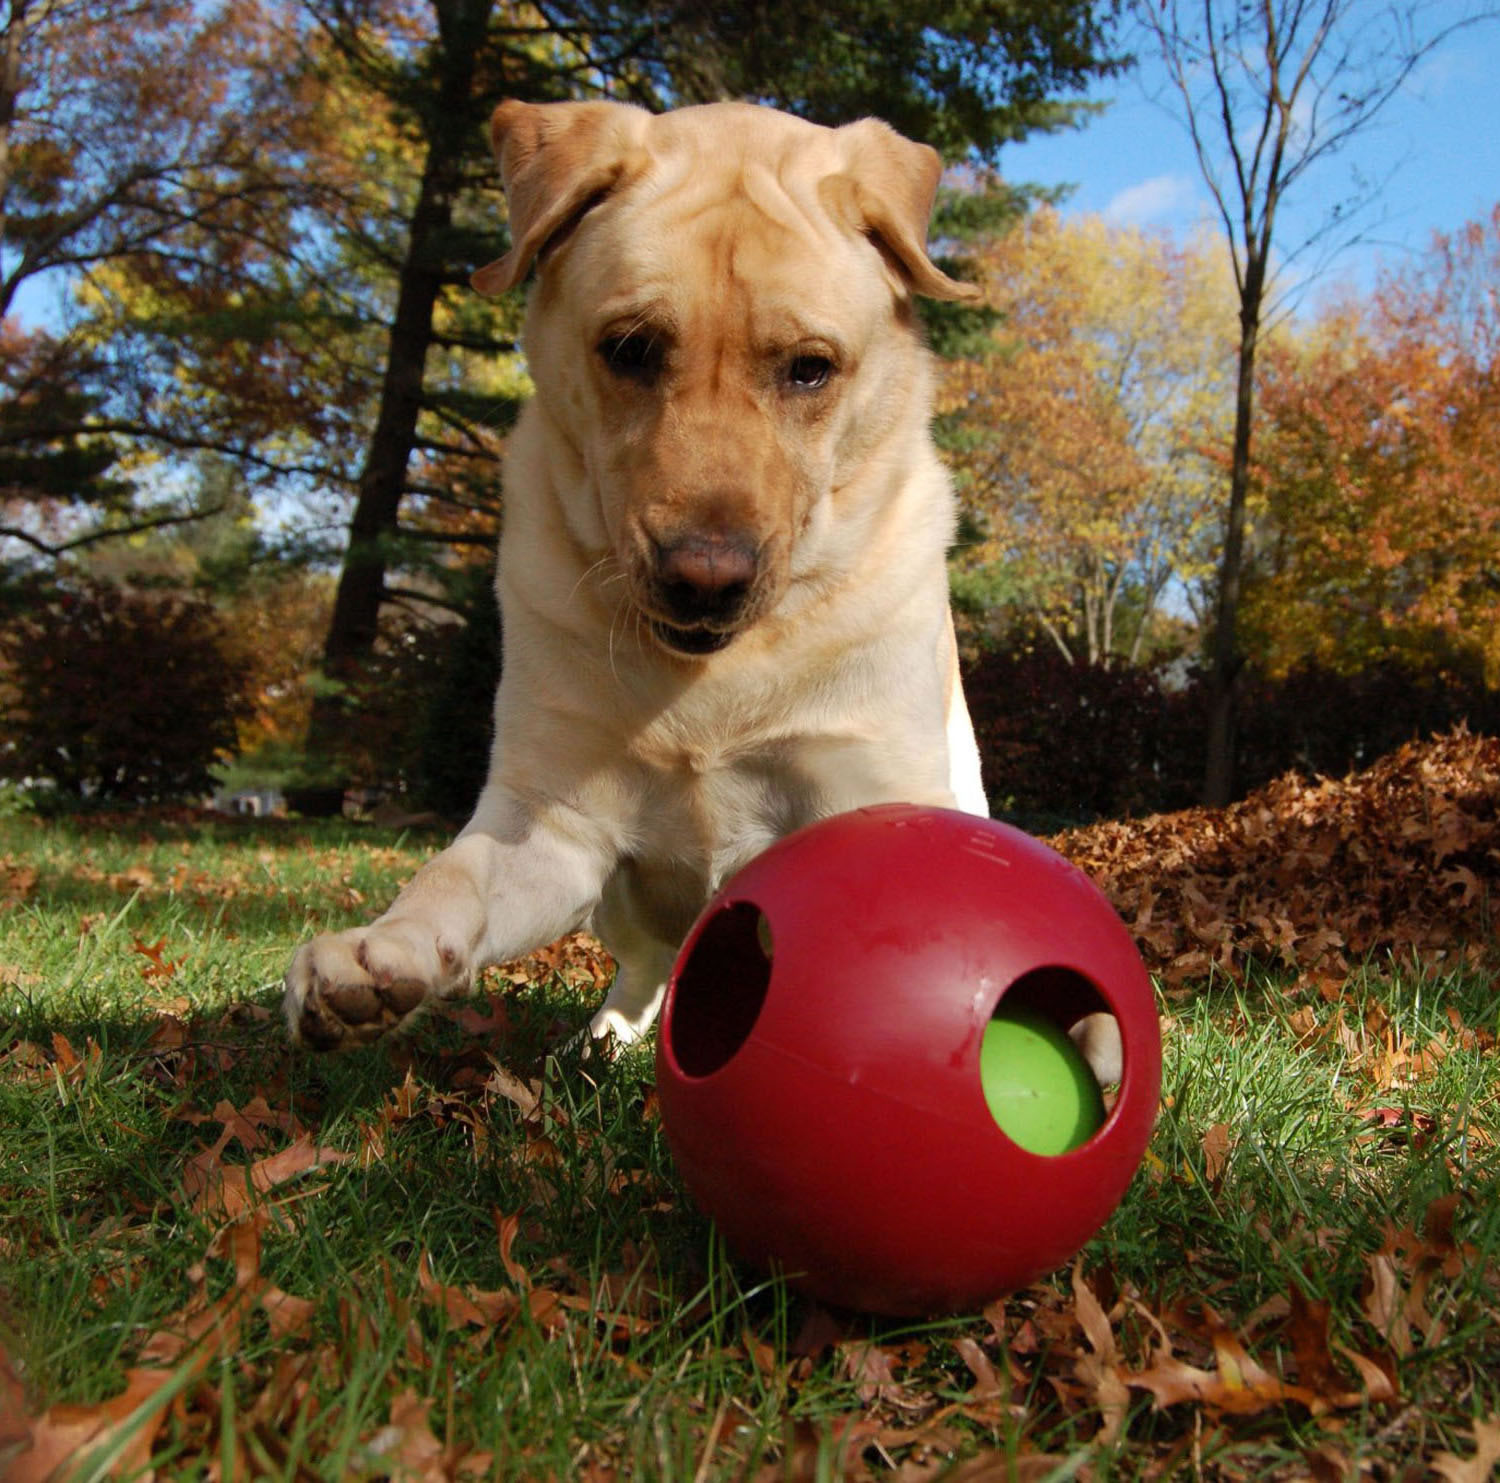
[1103,174,1201,227]
[1405,45,1479,102]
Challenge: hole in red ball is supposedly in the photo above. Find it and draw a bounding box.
[999,968,1114,1052]
[667,901,773,1078]
[982,968,1117,1156]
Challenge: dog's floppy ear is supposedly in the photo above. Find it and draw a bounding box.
[472,100,646,296]
[823,118,979,303]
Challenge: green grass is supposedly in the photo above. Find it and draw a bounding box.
[1,810,1498,1480]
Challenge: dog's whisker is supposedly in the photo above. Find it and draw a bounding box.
[607,592,634,684]
[569,552,620,606]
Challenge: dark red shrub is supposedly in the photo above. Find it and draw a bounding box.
[0,581,250,802]
[962,646,1174,824]
[1232,658,1500,793]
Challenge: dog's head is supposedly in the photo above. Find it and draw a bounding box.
[474,100,975,659]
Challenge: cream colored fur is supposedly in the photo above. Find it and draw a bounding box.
[283,99,1073,1064]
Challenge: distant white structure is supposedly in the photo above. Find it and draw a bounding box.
[213,787,284,817]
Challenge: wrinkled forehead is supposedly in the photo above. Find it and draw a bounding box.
[551,142,891,342]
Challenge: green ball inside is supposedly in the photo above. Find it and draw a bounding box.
[980,1006,1106,1156]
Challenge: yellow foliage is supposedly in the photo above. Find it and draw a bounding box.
[941,208,1236,663]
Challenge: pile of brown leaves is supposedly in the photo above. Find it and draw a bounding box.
[1054,728,1499,987]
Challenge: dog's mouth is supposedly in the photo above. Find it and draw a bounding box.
[649,618,737,657]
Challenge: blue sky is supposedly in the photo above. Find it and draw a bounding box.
[997,15,1500,312]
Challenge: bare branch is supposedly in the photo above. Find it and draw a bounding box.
[381,584,474,619]
[394,526,497,547]
[0,500,226,558]
[0,415,353,489]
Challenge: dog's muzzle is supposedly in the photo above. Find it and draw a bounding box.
[648,532,759,656]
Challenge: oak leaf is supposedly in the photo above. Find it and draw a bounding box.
[1071,1262,1130,1445]
[1432,1417,1500,1483]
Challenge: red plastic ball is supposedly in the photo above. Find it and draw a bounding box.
[654,804,1161,1316]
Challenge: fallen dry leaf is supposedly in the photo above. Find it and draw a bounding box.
[952,1338,1004,1402]
[184,1132,351,1223]
[49,1032,102,1086]
[919,1456,1079,1483]
[1287,1287,1343,1397]
[138,1218,316,1372]
[1432,1416,1500,1483]
[1201,1122,1233,1184]
[493,1208,530,1289]
[1071,1262,1130,1445]
[448,995,512,1038]
[746,1415,884,1483]
[483,1060,542,1123]
[839,1341,906,1408]
[416,1253,520,1331]
[1111,1290,1398,1422]
[351,1388,495,1482]
[1333,1343,1398,1404]
[7,1367,176,1483]
[0,860,38,902]
[131,934,184,982]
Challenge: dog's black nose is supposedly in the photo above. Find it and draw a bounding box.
[654,532,758,625]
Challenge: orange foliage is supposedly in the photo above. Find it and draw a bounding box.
[1250,206,1500,680]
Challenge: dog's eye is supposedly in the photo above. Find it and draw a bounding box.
[597,332,664,383]
[786,354,834,391]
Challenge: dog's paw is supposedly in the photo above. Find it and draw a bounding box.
[587,972,669,1049]
[554,1006,637,1065]
[283,924,466,1050]
[556,985,669,1063]
[1069,1011,1124,1089]
[587,1003,651,1048]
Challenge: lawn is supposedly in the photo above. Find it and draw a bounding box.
[1,753,1497,1481]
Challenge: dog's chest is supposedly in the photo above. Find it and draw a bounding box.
[636,734,812,868]
[603,747,807,944]
[598,649,942,937]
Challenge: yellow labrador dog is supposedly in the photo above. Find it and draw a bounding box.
[283,99,1041,1063]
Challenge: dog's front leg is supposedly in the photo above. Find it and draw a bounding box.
[283,795,612,1050]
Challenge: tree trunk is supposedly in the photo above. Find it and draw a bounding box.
[320,159,450,662]
[308,0,491,761]
[1202,262,1265,807]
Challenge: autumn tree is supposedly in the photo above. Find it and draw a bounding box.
[1135,0,1500,805]
[2,1,516,792]
[941,207,1233,666]
[0,0,337,562]
[1248,206,1500,682]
